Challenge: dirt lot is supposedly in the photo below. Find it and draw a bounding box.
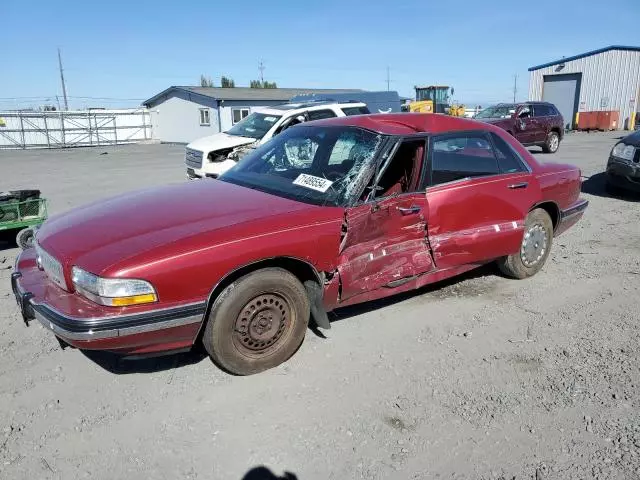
[1,133,639,480]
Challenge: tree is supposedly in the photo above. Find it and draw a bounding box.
[200,75,214,87]
[221,76,235,88]
[250,80,278,89]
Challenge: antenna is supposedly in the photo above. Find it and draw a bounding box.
[258,61,265,84]
[512,73,517,103]
[58,48,69,111]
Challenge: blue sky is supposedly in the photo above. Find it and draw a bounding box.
[2,0,639,110]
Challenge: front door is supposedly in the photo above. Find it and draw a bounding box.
[337,139,433,301]
[425,131,539,269]
[515,104,535,144]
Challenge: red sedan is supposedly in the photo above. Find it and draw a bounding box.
[11,114,588,375]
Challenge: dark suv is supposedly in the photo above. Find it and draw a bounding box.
[474,102,564,153]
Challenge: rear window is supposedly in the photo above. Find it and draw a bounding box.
[342,106,371,116]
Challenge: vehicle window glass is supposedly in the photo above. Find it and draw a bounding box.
[221,126,382,207]
[475,104,516,119]
[374,139,425,198]
[533,105,550,117]
[342,106,371,116]
[307,109,337,121]
[490,133,527,173]
[518,106,531,118]
[226,112,281,139]
[430,135,499,185]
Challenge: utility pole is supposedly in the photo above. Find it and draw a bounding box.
[258,61,265,84]
[58,48,69,111]
[386,66,391,91]
[512,73,517,103]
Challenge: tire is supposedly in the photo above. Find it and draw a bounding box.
[202,268,310,375]
[542,131,560,153]
[16,227,34,250]
[497,208,553,279]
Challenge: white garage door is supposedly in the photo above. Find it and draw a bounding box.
[542,73,582,130]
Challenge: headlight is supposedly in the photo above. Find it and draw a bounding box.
[612,143,635,161]
[71,266,157,307]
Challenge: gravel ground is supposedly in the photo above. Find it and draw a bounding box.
[0,132,639,480]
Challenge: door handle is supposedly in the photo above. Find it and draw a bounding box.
[398,206,421,215]
[507,182,528,189]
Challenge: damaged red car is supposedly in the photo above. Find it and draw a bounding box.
[12,114,588,375]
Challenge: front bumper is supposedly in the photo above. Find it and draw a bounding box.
[11,250,205,354]
[606,156,640,192]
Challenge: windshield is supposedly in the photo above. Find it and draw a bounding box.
[475,104,516,119]
[226,112,282,139]
[220,126,383,207]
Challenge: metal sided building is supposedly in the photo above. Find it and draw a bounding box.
[528,46,640,130]
[143,86,361,144]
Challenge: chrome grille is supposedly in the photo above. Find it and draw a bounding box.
[35,243,67,290]
[185,148,203,169]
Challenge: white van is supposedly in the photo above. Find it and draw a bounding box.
[185,101,369,179]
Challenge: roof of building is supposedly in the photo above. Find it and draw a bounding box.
[528,45,640,71]
[143,86,363,106]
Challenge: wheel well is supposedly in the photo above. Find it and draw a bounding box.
[532,201,560,230]
[196,257,322,341]
[550,126,561,135]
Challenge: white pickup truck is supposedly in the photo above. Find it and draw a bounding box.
[185,101,370,179]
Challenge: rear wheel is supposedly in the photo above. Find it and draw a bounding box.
[497,208,553,279]
[542,131,560,153]
[202,268,310,375]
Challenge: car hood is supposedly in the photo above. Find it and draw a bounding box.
[36,180,341,277]
[621,129,640,146]
[186,132,256,153]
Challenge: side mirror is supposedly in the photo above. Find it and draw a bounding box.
[295,115,306,123]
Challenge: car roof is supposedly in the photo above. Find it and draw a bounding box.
[252,101,367,116]
[306,113,499,135]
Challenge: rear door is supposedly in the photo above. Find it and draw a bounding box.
[425,131,539,269]
[531,104,550,142]
[338,138,433,300]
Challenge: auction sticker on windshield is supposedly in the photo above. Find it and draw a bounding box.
[292,174,334,193]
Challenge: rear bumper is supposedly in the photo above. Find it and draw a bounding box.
[556,198,588,236]
[11,252,205,354]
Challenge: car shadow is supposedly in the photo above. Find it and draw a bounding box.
[82,347,207,374]
[322,264,497,329]
[581,172,640,201]
[242,466,298,480]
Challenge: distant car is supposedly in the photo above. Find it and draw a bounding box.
[475,102,564,154]
[606,129,640,194]
[13,113,587,375]
[184,101,371,180]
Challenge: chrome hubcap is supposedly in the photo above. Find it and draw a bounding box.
[521,224,548,267]
[550,135,559,151]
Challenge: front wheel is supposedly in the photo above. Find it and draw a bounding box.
[497,208,553,279]
[542,131,560,153]
[202,268,310,375]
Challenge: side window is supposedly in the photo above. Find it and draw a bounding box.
[307,109,338,121]
[518,106,531,118]
[199,108,210,126]
[490,133,528,173]
[533,105,550,117]
[232,108,250,124]
[342,106,371,116]
[374,139,426,197]
[430,134,499,185]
